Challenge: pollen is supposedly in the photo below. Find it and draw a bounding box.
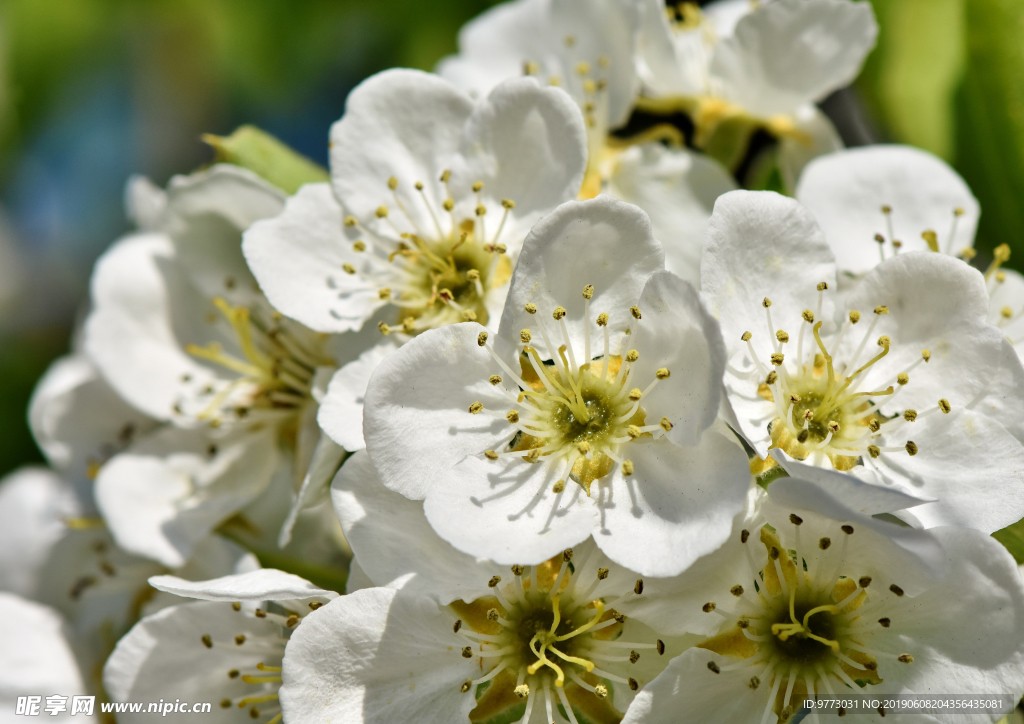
[520,329,532,344]
[630,305,642,319]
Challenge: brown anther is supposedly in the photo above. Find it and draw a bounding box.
[484,450,499,460]
[905,441,918,456]
[553,306,567,320]
[864,661,878,671]
[749,676,760,690]
[628,678,639,691]
[703,602,716,612]
[342,263,356,275]
[841,525,854,535]
[596,312,609,326]
[789,514,803,526]
[520,329,532,344]
[776,330,790,343]
[657,640,666,655]
[797,429,810,444]
[898,654,914,663]
[622,460,634,476]
[625,349,639,362]
[903,409,918,422]
[562,548,574,562]
[506,410,519,423]
[352,240,366,252]
[771,353,785,366]
[819,537,831,550]
[731,585,744,596]
[766,371,778,385]
[802,309,815,323]
[468,402,483,415]
[414,181,424,190]
[235,635,246,646]
[890,584,905,597]
[629,650,640,664]
[478,331,489,346]
[285,615,299,627]
[461,647,473,658]
[597,567,610,580]
[868,444,881,458]
[254,609,266,619]
[309,601,324,610]
[882,205,892,214]
[220,700,231,709]
[656,367,670,379]
[228,670,239,679]
[630,305,642,320]
[488,576,501,588]
[460,681,472,694]
[494,243,507,254]
[769,546,780,560]
[741,331,752,342]
[938,398,951,413]
[201,634,213,648]
[707,661,721,674]
[741,530,750,543]
[868,419,881,432]
[879,617,891,628]
[634,579,644,595]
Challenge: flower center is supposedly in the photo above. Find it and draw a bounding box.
[736,283,951,475]
[452,550,660,724]
[477,288,674,496]
[697,519,916,722]
[184,295,333,426]
[339,172,513,336]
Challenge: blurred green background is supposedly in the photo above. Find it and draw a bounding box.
[0,0,1022,477]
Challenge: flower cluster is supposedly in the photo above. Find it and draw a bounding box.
[5,1,1024,724]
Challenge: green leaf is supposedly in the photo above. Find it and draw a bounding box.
[203,125,329,194]
[993,516,1024,564]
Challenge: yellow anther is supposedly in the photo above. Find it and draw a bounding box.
[377,322,391,336]
[523,60,539,75]
[868,445,880,458]
[627,425,642,439]
[461,309,477,321]
[997,270,1007,282]
[828,421,840,433]
[897,373,909,385]
[506,410,519,423]
[771,353,785,366]
[342,263,356,275]
[628,388,642,401]
[790,393,802,403]
[478,331,489,346]
[874,305,889,315]
[660,417,673,431]
[375,205,388,218]
[1003,306,1014,319]
[475,204,487,216]
[414,181,424,190]
[622,460,634,476]
[850,310,861,324]
[766,371,778,385]
[488,375,502,386]
[741,331,752,342]
[466,269,480,281]
[802,309,815,323]
[625,349,639,362]
[582,284,594,299]
[994,243,1011,263]
[501,198,515,209]
[921,230,939,252]
[553,479,566,493]
[963,248,978,261]
[922,349,931,362]
[656,368,670,379]
[352,240,366,252]
[439,169,451,183]
[442,198,454,211]
[576,61,591,75]
[630,305,642,319]
[875,234,885,244]
[596,313,609,327]
[472,181,484,192]
[817,282,828,291]
[402,317,416,334]
[514,684,530,699]
[763,297,772,308]
[882,205,892,214]
[488,575,501,588]
[344,215,357,227]
[577,441,591,455]
[903,409,918,422]
[877,335,891,347]
[378,287,391,300]
[564,35,576,46]
[553,306,567,320]
[905,441,919,456]
[387,176,398,190]
[594,685,608,698]
[868,419,881,432]
[468,402,483,414]
[776,330,789,343]
[484,450,498,460]
[520,329,532,344]
[493,243,507,254]
[898,654,914,663]
[939,398,951,413]
[524,303,537,314]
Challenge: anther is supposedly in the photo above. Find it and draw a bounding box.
[460,681,472,693]
[524,303,537,314]
[598,567,610,580]
[461,647,473,658]
[771,353,785,366]
[766,371,778,385]
[439,170,451,183]
[514,684,530,699]
[552,480,565,494]
[520,329,532,344]
[789,514,803,525]
[828,421,840,433]
[741,331,752,341]
[286,614,299,627]
[802,309,815,323]
[939,398,951,413]
[769,546,780,560]
[899,654,914,663]
[627,425,642,439]
[387,176,398,190]
[478,331,488,346]
[905,441,918,456]
[468,402,483,414]
[817,282,828,291]
[232,602,241,611]
[878,335,890,347]
[342,263,356,275]
[442,198,454,211]
[228,670,240,679]
[235,635,246,646]
[630,305,642,319]
[593,685,608,698]
[850,310,861,324]
[789,393,802,404]
[553,306,567,320]
[486,608,499,621]
[882,205,892,214]
[859,576,872,588]
[635,579,644,595]
[501,199,515,209]
[890,584,905,597]
[488,576,501,588]
[819,537,831,550]
[656,367,670,379]
[763,298,772,308]
[378,322,391,336]
[475,204,487,216]
[874,305,889,315]
[997,270,1006,282]
[1002,306,1014,319]
[201,634,213,649]
[506,410,519,423]
[402,317,415,334]
[797,429,810,444]
[749,676,760,690]
[471,181,484,192]
[562,548,574,562]
[309,602,324,610]
[484,450,499,460]
[921,230,939,252]
[660,417,673,431]
[596,313,609,326]
[625,349,639,362]
[741,530,750,543]
[776,330,789,343]
[703,602,716,612]
[897,373,909,385]
[628,678,639,691]
[489,375,502,385]
[453,619,462,633]
[375,206,388,218]
[903,409,918,422]
[707,662,721,674]
[628,388,642,401]
[352,241,366,252]
[657,640,665,655]
[868,419,881,432]
[344,215,357,227]
[254,609,266,619]
[577,441,591,455]
[868,445,881,458]
[377,288,391,300]
[879,618,891,628]
[220,700,231,709]
[841,525,854,535]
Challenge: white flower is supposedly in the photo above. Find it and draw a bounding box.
[437,0,738,284]
[104,570,336,724]
[356,195,750,576]
[795,145,981,276]
[703,190,1024,533]
[82,165,351,560]
[280,451,682,724]
[0,592,93,722]
[637,0,877,188]
[618,476,1024,724]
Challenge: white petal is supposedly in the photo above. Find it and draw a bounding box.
[125,174,167,231]
[0,593,88,720]
[318,340,399,452]
[363,323,516,500]
[277,434,347,548]
[103,600,282,722]
[776,104,843,194]
[596,431,752,577]
[622,648,767,724]
[331,450,496,603]
[148,569,335,604]
[423,454,596,565]
[28,353,155,481]
[498,194,664,361]
[95,426,278,567]
[609,144,736,285]
[243,183,385,334]
[0,467,80,598]
[345,559,374,595]
[144,536,261,615]
[711,0,878,116]
[796,145,980,275]
[635,0,705,97]
[630,270,726,446]
[280,588,477,724]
